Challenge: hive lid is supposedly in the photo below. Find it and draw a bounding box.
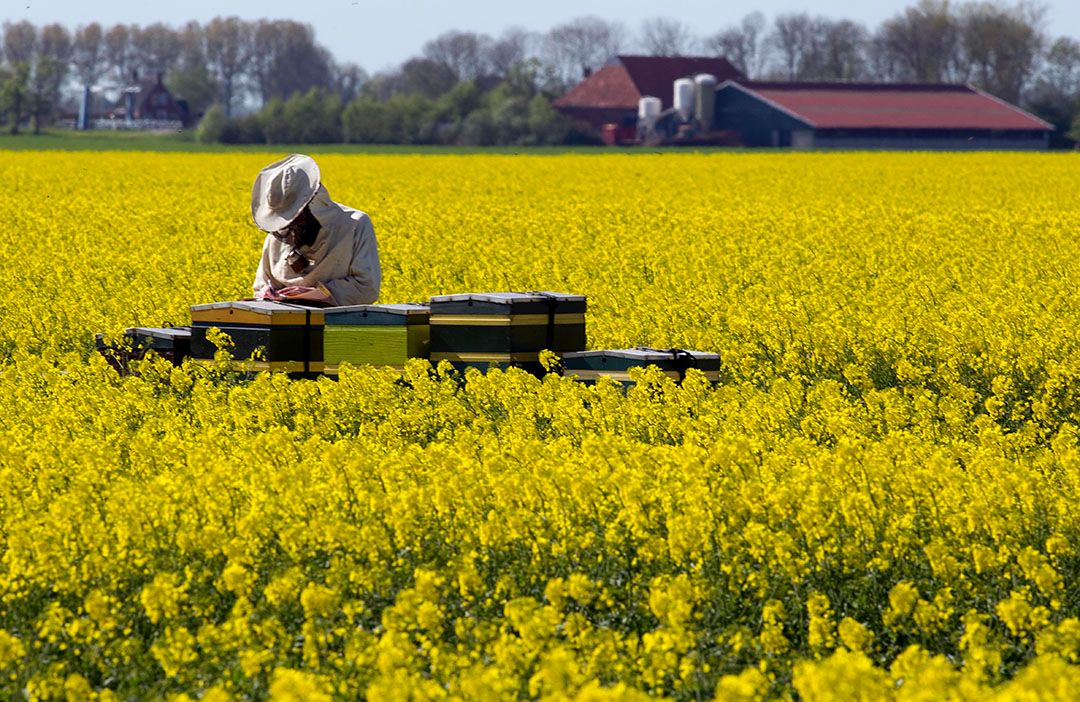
[325,303,430,316]
[190,300,307,314]
[125,326,192,341]
[563,347,719,362]
[190,300,322,325]
[429,291,585,304]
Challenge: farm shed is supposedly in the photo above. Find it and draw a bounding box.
[554,55,744,135]
[714,81,1052,150]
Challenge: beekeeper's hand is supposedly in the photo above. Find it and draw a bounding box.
[278,283,332,303]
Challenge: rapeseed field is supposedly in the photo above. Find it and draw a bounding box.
[3,151,1080,700]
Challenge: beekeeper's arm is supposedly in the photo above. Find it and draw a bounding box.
[321,215,381,306]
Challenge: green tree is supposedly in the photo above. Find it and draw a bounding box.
[168,65,218,118]
[342,96,389,143]
[28,56,68,133]
[1069,113,1080,145]
[0,63,31,134]
[283,88,343,143]
[195,103,227,143]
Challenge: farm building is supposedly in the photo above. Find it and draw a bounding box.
[121,73,190,124]
[713,81,1052,150]
[553,55,743,142]
[85,72,191,129]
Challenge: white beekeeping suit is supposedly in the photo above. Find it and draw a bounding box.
[251,154,381,306]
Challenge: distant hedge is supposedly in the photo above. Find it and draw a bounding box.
[198,84,600,147]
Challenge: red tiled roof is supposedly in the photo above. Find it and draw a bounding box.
[555,55,745,110]
[735,81,1052,131]
[554,63,640,109]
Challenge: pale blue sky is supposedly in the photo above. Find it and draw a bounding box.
[8,1,1080,72]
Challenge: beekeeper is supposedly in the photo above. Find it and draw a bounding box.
[251,153,380,305]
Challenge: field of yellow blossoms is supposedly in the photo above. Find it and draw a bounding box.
[3,150,1080,700]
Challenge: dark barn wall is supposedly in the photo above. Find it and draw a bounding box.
[555,106,636,131]
[714,87,810,147]
[813,129,1050,151]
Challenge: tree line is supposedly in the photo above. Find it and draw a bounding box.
[2,1,1078,145]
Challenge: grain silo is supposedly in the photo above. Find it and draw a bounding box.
[694,74,717,130]
[674,78,695,122]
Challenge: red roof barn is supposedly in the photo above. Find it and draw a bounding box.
[715,81,1052,149]
[554,55,744,131]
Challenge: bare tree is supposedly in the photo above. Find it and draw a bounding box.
[3,20,37,65]
[1026,36,1080,136]
[332,62,368,103]
[423,30,491,81]
[957,1,1044,103]
[72,23,105,87]
[873,0,962,83]
[2,21,36,133]
[167,21,217,117]
[767,13,823,80]
[133,23,182,78]
[817,20,870,81]
[1032,36,1080,101]
[542,16,627,88]
[177,20,206,68]
[485,27,535,78]
[39,23,71,64]
[399,57,458,98]
[204,16,252,116]
[639,17,698,57]
[31,24,71,132]
[103,24,137,83]
[249,20,333,106]
[704,12,768,78]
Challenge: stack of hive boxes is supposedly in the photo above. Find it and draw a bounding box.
[428,291,587,376]
[189,301,324,376]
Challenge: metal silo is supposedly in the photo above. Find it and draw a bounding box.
[694,74,717,130]
[674,78,695,122]
[638,96,662,128]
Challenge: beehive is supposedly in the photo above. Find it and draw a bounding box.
[428,291,586,375]
[95,326,191,373]
[189,301,324,375]
[561,347,721,385]
[322,303,430,375]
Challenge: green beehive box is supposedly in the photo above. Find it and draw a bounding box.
[562,348,721,385]
[322,303,430,375]
[428,291,587,376]
[189,300,325,375]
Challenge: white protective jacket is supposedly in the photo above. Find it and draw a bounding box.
[253,184,381,306]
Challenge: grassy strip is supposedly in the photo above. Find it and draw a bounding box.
[0,129,699,154]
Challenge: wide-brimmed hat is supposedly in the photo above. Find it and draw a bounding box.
[251,154,321,231]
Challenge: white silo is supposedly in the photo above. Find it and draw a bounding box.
[638,96,662,129]
[674,78,695,122]
[694,74,718,130]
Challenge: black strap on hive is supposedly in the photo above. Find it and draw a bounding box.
[303,309,311,375]
[533,291,558,352]
[665,348,697,383]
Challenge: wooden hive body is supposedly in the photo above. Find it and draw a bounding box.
[562,347,721,384]
[189,301,324,375]
[428,291,587,375]
[323,303,430,375]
